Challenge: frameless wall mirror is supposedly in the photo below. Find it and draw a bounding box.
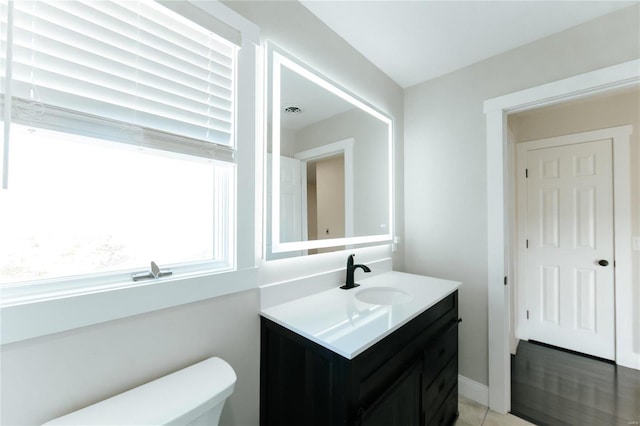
[266,44,393,260]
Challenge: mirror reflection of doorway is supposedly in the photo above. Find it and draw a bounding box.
[306,154,345,254]
[296,137,354,254]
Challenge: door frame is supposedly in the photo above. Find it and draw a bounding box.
[484,59,639,414]
[514,126,632,359]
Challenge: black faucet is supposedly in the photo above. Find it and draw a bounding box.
[340,254,371,290]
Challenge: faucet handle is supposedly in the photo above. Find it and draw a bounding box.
[347,254,355,265]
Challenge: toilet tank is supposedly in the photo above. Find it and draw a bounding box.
[43,357,236,426]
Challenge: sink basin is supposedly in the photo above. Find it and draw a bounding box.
[355,287,413,305]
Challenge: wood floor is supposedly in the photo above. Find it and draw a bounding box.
[511,340,640,426]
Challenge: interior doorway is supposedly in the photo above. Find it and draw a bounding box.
[484,59,639,414]
[507,86,639,363]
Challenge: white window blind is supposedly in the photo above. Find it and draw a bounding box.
[1,0,237,150]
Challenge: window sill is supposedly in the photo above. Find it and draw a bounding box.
[0,267,258,345]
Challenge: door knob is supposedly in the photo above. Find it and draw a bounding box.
[598,259,609,267]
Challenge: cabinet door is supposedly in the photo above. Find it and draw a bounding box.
[360,362,422,426]
[261,318,348,426]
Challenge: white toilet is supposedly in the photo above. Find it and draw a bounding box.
[43,357,236,426]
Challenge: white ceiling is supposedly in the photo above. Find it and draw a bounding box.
[300,1,637,88]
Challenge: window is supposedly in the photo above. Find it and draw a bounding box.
[0,0,240,288]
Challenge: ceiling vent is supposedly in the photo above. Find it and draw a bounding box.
[284,106,303,114]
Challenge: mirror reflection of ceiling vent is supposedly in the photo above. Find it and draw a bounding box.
[284,106,303,114]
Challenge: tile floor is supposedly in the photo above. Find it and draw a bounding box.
[456,395,536,426]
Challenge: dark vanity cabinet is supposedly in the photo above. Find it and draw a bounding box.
[260,290,459,426]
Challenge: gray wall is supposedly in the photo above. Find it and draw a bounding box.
[404,5,639,386]
[1,290,260,425]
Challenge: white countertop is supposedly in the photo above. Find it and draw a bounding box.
[260,271,461,359]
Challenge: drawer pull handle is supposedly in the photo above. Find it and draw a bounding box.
[441,318,462,335]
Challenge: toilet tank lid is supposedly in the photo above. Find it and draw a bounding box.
[43,357,237,426]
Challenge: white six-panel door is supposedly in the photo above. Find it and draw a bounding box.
[523,138,615,360]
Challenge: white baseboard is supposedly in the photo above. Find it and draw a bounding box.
[458,375,489,407]
[617,351,640,371]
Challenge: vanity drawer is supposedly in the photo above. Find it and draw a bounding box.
[423,319,459,387]
[423,357,457,425]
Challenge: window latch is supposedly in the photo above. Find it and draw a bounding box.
[131,261,173,281]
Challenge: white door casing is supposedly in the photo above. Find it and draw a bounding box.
[518,138,615,360]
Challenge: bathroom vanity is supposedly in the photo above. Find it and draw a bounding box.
[260,272,461,426]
